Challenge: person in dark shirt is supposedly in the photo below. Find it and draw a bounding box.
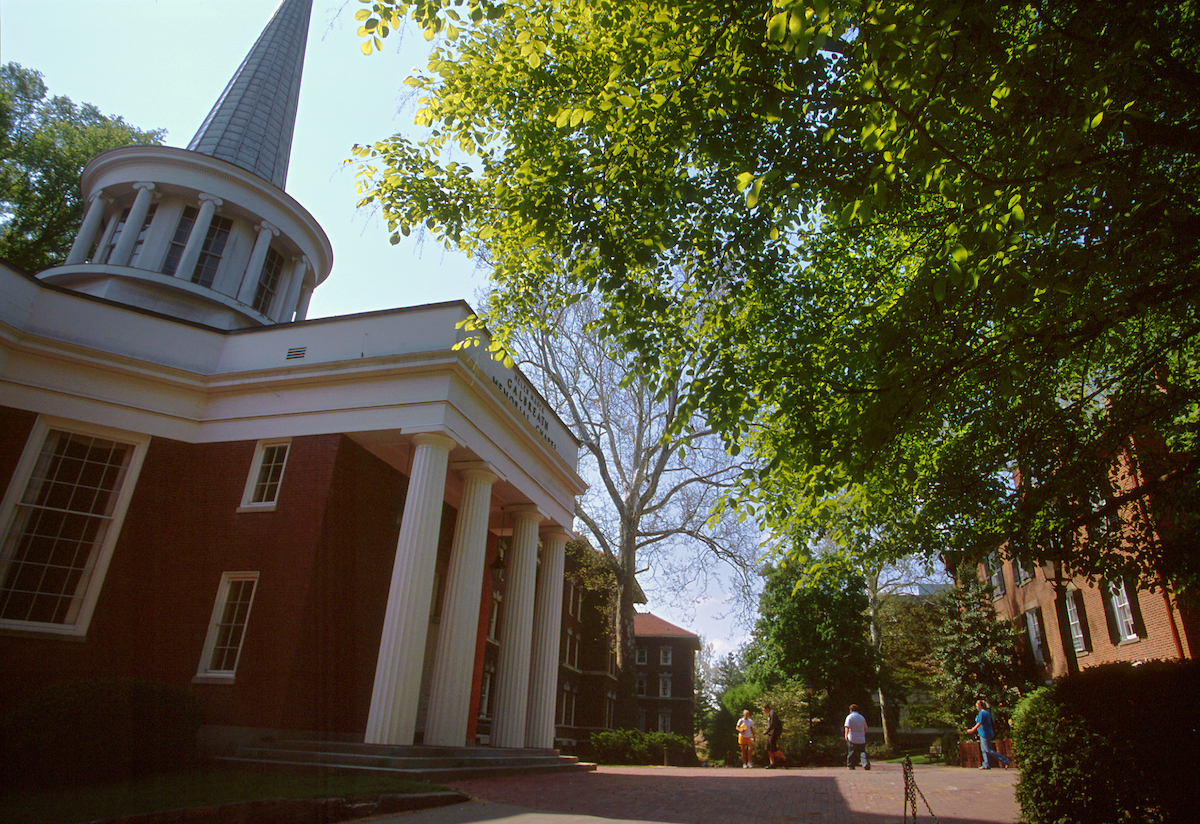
[762,702,788,769]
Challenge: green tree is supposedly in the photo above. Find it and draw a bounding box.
[0,63,163,272]
[349,1,1200,595]
[481,293,761,725]
[744,559,873,732]
[934,577,1034,731]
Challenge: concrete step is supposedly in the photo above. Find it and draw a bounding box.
[216,739,596,782]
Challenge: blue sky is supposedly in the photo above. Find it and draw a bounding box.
[0,0,486,320]
[1,0,751,656]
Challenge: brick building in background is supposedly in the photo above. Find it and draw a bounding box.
[633,613,701,737]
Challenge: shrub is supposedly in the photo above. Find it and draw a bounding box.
[589,728,696,765]
[1012,660,1199,824]
[1,678,204,786]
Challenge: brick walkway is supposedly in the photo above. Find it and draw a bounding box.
[369,763,1020,824]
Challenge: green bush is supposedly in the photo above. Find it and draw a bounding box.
[1013,660,1198,824]
[1,678,204,786]
[589,728,697,765]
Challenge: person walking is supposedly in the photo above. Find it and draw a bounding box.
[966,700,1010,770]
[844,704,870,770]
[762,703,788,769]
[736,709,756,768]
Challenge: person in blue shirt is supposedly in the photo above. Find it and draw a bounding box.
[966,700,1010,770]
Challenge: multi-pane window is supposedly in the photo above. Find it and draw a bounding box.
[191,216,233,288]
[252,247,285,315]
[605,690,617,730]
[128,205,157,267]
[658,712,671,733]
[1014,560,1035,586]
[479,661,496,718]
[659,675,672,698]
[557,683,576,726]
[1024,608,1046,666]
[635,646,647,665]
[241,441,289,509]
[0,426,141,630]
[487,591,502,641]
[97,208,130,264]
[986,552,1006,596]
[197,572,257,678]
[1065,589,1091,653]
[660,646,672,666]
[161,206,198,276]
[636,676,647,696]
[1108,579,1140,641]
[565,580,576,616]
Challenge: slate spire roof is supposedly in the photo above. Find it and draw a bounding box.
[187,0,313,190]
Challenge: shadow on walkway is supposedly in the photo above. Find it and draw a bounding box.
[378,764,1020,824]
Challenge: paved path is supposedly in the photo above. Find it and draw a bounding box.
[369,763,1020,824]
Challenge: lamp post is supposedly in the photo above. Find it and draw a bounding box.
[804,681,814,765]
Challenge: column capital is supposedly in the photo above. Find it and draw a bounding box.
[411,432,458,453]
[451,460,499,485]
[197,192,223,207]
[88,191,112,206]
[257,220,280,237]
[539,526,573,542]
[131,181,156,193]
[504,504,544,525]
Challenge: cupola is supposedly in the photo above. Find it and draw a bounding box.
[35,0,332,331]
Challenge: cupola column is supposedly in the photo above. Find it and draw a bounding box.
[294,278,315,321]
[66,192,110,265]
[526,527,569,749]
[237,220,279,306]
[109,182,155,266]
[490,505,543,749]
[171,194,222,280]
[424,463,499,746]
[365,432,458,747]
[277,255,309,322]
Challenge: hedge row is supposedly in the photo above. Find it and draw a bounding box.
[0,678,204,787]
[1012,660,1198,824]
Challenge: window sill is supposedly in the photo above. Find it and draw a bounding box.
[237,503,278,514]
[193,673,236,685]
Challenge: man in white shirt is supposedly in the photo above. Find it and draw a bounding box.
[844,704,870,770]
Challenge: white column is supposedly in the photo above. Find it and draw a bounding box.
[172,194,221,280]
[490,505,543,749]
[276,256,309,322]
[526,528,569,749]
[424,464,499,746]
[294,279,315,321]
[365,433,457,746]
[237,220,279,305]
[66,193,110,264]
[108,182,155,266]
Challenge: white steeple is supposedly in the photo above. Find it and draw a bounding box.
[38,0,332,331]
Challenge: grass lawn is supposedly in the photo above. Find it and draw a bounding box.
[0,764,447,824]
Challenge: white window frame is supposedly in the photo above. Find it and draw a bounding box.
[1109,579,1140,641]
[0,417,148,639]
[986,552,1006,596]
[1066,589,1089,653]
[238,439,290,511]
[636,676,647,696]
[195,571,259,684]
[479,661,496,718]
[487,591,502,642]
[635,646,647,665]
[1024,608,1045,666]
[660,646,673,666]
[658,711,671,733]
[659,674,672,698]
